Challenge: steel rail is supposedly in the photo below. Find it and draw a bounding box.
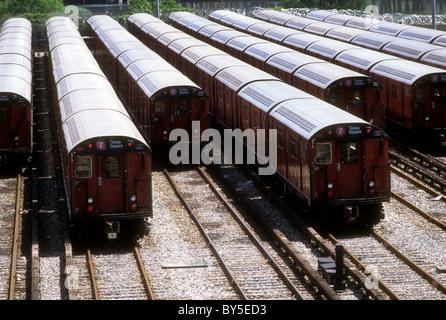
[134,247,155,300]
[8,174,22,300]
[240,167,391,300]
[391,191,446,231]
[197,166,306,300]
[30,167,40,300]
[389,149,446,194]
[372,231,446,295]
[210,166,342,300]
[87,249,100,300]
[164,169,248,300]
[327,234,400,300]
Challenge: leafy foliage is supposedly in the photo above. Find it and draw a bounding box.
[0,0,64,23]
[128,0,182,15]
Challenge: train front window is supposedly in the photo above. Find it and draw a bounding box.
[173,100,186,116]
[315,143,332,164]
[75,156,92,178]
[102,156,120,178]
[348,90,361,107]
[341,142,358,164]
[329,91,341,107]
[434,87,446,103]
[416,87,427,102]
[0,107,5,122]
[155,101,165,115]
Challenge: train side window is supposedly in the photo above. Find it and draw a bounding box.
[341,142,358,164]
[243,103,249,123]
[253,109,258,129]
[434,87,446,102]
[348,90,361,107]
[173,100,187,116]
[277,127,284,149]
[75,156,92,178]
[392,85,398,101]
[155,100,166,115]
[102,156,120,178]
[0,107,5,122]
[315,143,331,164]
[290,137,297,159]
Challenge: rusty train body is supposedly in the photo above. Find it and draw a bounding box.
[0,18,33,165]
[87,15,209,146]
[210,10,446,147]
[128,13,390,224]
[46,17,152,238]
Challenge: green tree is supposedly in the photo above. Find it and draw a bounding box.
[0,0,63,15]
[128,0,181,14]
[0,0,63,23]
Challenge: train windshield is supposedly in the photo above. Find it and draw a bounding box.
[329,89,362,108]
[348,90,361,107]
[155,100,166,115]
[315,143,331,164]
[173,100,187,116]
[75,156,92,178]
[102,156,120,178]
[341,142,358,164]
[434,87,446,103]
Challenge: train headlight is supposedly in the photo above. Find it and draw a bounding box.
[368,180,376,196]
[130,195,137,211]
[327,183,334,198]
[87,197,94,213]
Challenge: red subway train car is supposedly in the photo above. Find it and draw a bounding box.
[128,13,390,225]
[0,18,33,165]
[212,10,446,147]
[47,17,152,238]
[87,15,209,145]
[169,11,384,127]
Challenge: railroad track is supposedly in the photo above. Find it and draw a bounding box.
[85,247,154,300]
[164,167,309,300]
[390,139,446,194]
[0,173,23,299]
[214,164,394,300]
[331,230,445,299]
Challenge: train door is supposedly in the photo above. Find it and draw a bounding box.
[152,99,169,142]
[365,87,384,127]
[413,85,428,129]
[335,141,363,199]
[429,85,446,128]
[171,98,190,134]
[96,154,126,213]
[0,104,9,149]
[7,102,30,150]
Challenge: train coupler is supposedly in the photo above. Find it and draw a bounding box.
[104,221,120,239]
[343,206,359,223]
